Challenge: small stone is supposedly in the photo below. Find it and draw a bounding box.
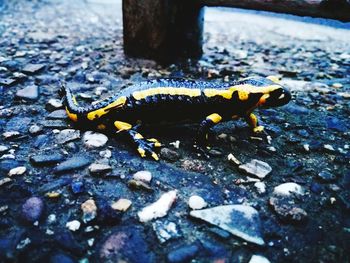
[15,85,39,101]
[332,83,343,89]
[303,144,310,152]
[71,181,84,194]
[128,179,152,191]
[54,155,91,174]
[317,170,336,182]
[21,197,44,223]
[239,159,272,179]
[269,197,307,223]
[83,131,108,148]
[66,220,81,231]
[133,170,152,183]
[254,182,266,194]
[56,129,80,144]
[30,153,65,166]
[28,124,42,134]
[273,182,304,196]
[46,99,63,111]
[22,64,45,74]
[111,199,132,212]
[47,110,67,120]
[0,177,12,187]
[167,243,199,263]
[153,221,181,243]
[0,145,9,153]
[3,131,20,139]
[99,149,112,158]
[8,166,26,176]
[88,163,112,174]
[138,190,177,222]
[227,153,241,165]
[323,144,335,152]
[160,147,180,162]
[188,195,207,210]
[190,205,265,245]
[249,255,271,263]
[81,199,97,223]
[0,78,16,87]
[42,120,67,129]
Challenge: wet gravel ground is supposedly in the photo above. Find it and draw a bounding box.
[0,1,350,262]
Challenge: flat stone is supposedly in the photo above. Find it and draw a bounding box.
[133,170,152,183]
[273,182,304,196]
[138,190,177,222]
[15,85,39,101]
[111,199,132,212]
[46,99,63,111]
[42,120,67,129]
[22,64,45,74]
[190,205,265,246]
[56,129,80,144]
[6,117,32,133]
[99,227,154,262]
[47,110,68,120]
[21,197,44,223]
[0,146,8,153]
[83,131,108,148]
[54,155,91,174]
[8,166,26,176]
[88,163,112,174]
[239,159,272,179]
[160,147,180,162]
[0,78,16,87]
[153,221,181,243]
[167,243,200,263]
[30,153,65,166]
[81,199,97,223]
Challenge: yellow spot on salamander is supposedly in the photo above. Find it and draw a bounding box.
[132,87,201,100]
[134,133,143,139]
[266,75,281,83]
[72,95,78,106]
[151,152,159,161]
[237,90,249,101]
[87,96,126,121]
[97,124,106,130]
[203,89,233,99]
[137,148,146,157]
[114,121,132,131]
[259,94,270,105]
[65,107,78,122]
[207,113,222,124]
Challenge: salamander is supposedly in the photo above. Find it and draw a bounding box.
[60,76,291,160]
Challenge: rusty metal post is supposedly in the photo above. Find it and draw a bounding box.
[123,0,204,63]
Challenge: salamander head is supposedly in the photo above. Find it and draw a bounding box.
[237,76,291,108]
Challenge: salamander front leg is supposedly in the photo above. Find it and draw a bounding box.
[196,113,222,145]
[245,113,264,133]
[114,121,161,161]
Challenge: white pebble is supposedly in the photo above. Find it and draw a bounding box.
[249,255,271,263]
[66,220,81,231]
[273,182,304,196]
[254,182,266,194]
[133,170,152,183]
[188,195,207,210]
[8,166,26,176]
[138,190,177,222]
[83,131,108,148]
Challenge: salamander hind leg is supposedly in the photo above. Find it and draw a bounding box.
[114,121,161,161]
[196,113,222,145]
[245,113,264,133]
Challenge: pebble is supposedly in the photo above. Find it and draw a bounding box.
[21,197,44,223]
[167,243,200,263]
[0,178,12,187]
[317,170,336,182]
[332,83,343,88]
[88,163,112,174]
[81,199,97,223]
[66,220,81,231]
[0,77,16,87]
[249,255,271,263]
[3,131,20,139]
[56,129,80,144]
[47,109,67,120]
[83,131,108,148]
[323,144,335,152]
[15,85,39,101]
[99,149,112,158]
[152,221,181,243]
[269,197,308,223]
[273,182,304,196]
[46,99,63,111]
[0,145,9,153]
[254,182,266,194]
[22,63,45,74]
[138,190,177,222]
[53,155,91,174]
[30,152,65,166]
[188,195,207,210]
[160,147,180,162]
[227,153,241,165]
[133,170,152,183]
[111,198,132,212]
[71,181,84,194]
[28,124,42,134]
[8,166,26,176]
[239,159,272,179]
[190,205,265,245]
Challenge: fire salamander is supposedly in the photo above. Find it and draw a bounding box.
[60,76,291,160]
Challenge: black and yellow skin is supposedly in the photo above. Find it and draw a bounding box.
[60,76,291,160]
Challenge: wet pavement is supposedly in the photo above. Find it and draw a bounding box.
[0,0,350,262]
